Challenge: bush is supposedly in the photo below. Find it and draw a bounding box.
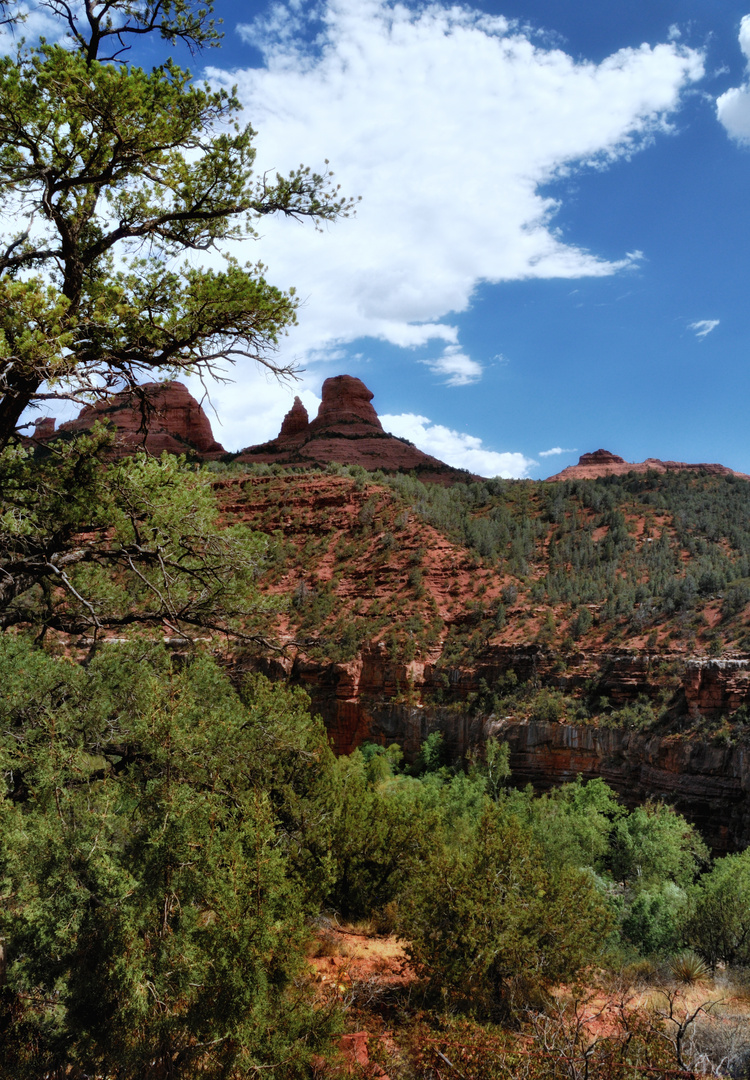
[397,807,613,1018]
[0,639,339,1078]
[669,949,709,983]
[621,883,689,956]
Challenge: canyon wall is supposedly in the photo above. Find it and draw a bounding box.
[248,644,750,853]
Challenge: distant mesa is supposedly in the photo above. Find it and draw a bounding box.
[32,381,226,460]
[546,448,750,482]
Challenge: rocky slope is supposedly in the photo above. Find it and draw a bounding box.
[547,448,750,482]
[30,381,750,848]
[218,467,750,851]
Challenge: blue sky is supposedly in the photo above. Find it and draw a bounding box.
[15,0,750,477]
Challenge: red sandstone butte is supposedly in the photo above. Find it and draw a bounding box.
[38,382,225,459]
[235,374,479,484]
[546,448,750,482]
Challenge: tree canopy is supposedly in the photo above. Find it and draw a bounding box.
[0,0,354,449]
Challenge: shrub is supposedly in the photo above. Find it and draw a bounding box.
[398,807,613,1018]
[688,848,750,968]
[669,949,709,984]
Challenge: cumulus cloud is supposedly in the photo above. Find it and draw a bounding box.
[380,412,536,478]
[206,0,703,378]
[423,345,483,386]
[0,4,62,53]
[185,370,323,452]
[689,319,720,339]
[717,15,750,143]
[539,446,577,457]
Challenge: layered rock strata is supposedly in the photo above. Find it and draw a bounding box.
[246,643,750,853]
[35,382,225,459]
[491,718,750,854]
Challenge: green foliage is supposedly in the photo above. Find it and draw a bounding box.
[621,883,689,956]
[0,440,272,636]
[319,750,431,918]
[398,806,613,1018]
[607,802,708,890]
[484,737,511,799]
[0,637,338,1077]
[413,730,446,774]
[669,949,709,983]
[504,775,625,873]
[0,0,353,446]
[380,470,750,643]
[687,847,750,968]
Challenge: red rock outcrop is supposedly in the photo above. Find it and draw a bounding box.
[277,396,309,443]
[309,374,383,433]
[235,374,479,484]
[489,718,750,855]
[245,637,750,853]
[547,449,750,482]
[37,382,225,459]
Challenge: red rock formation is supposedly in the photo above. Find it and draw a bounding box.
[547,449,750,482]
[578,449,626,467]
[278,396,309,442]
[32,416,57,439]
[235,374,478,484]
[309,374,383,433]
[489,718,750,855]
[246,638,750,853]
[46,382,225,458]
[684,659,750,717]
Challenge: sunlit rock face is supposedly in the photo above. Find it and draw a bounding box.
[547,448,750,481]
[36,382,225,459]
[234,374,478,484]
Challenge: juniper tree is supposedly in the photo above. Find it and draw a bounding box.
[0,638,340,1078]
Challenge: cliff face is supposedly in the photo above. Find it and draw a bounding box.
[235,375,478,484]
[490,718,750,854]
[547,449,750,482]
[35,382,225,458]
[246,642,750,853]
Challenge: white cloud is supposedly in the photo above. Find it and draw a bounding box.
[204,0,703,377]
[185,370,322,452]
[380,412,536,478]
[423,345,483,386]
[667,25,682,42]
[717,15,750,143]
[0,5,63,53]
[689,319,720,339]
[539,446,577,457]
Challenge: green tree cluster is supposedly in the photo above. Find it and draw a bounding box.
[0,637,338,1078]
[2,632,750,1070]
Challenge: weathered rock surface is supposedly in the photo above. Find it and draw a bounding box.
[36,382,225,458]
[491,718,750,854]
[309,374,383,432]
[547,449,750,482]
[235,374,479,484]
[247,642,750,853]
[278,396,310,442]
